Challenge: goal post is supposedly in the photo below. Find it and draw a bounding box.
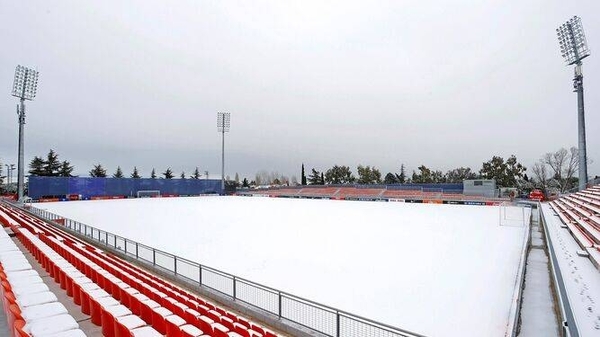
[499,202,531,227]
[136,190,161,198]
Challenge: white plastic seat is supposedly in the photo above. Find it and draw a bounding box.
[26,313,79,335]
[17,291,58,308]
[21,302,68,321]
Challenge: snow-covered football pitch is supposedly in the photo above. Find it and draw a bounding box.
[40,196,529,337]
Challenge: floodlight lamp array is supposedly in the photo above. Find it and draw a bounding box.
[12,65,39,100]
[217,112,231,132]
[556,16,590,65]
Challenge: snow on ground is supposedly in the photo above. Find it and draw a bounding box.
[40,197,528,337]
[518,248,559,337]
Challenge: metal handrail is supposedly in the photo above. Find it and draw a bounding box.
[14,202,425,337]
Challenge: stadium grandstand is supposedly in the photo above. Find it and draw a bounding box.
[0,178,598,336]
[237,182,509,205]
[0,201,290,337]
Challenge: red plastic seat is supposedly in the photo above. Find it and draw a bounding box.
[89,296,119,326]
[101,305,132,337]
[150,306,173,334]
[115,314,147,337]
[212,322,230,337]
[198,315,214,335]
[180,324,204,337]
[13,319,31,337]
[165,314,187,337]
[233,322,250,336]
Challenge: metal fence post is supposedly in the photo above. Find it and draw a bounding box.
[199,265,203,286]
[174,256,177,275]
[135,242,138,259]
[153,249,156,266]
[278,291,282,318]
[233,276,236,299]
[336,311,340,337]
[105,232,108,245]
[124,238,127,252]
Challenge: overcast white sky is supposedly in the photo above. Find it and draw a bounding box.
[1,0,598,181]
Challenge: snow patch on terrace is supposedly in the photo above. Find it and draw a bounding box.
[41,197,528,337]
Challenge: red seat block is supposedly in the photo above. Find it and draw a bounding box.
[165,314,187,337]
[150,307,173,335]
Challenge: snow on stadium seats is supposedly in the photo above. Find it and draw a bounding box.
[1,201,282,337]
[550,183,600,269]
[0,221,83,336]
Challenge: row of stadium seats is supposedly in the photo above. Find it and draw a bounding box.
[249,186,501,201]
[1,224,84,336]
[335,188,385,198]
[549,184,600,268]
[0,202,280,337]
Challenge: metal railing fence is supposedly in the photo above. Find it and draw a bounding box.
[23,204,425,337]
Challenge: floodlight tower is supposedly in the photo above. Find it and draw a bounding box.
[557,16,591,191]
[5,164,15,188]
[217,112,231,193]
[11,65,39,201]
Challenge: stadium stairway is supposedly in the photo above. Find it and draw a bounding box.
[1,225,87,336]
[0,202,285,337]
[549,184,600,270]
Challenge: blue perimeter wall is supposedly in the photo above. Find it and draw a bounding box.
[28,177,223,199]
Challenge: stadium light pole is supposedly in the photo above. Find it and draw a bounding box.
[5,164,15,190]
[557,16,591,191]
[217,112,231,193]
[4,164,9,187]
[11,65,39,201]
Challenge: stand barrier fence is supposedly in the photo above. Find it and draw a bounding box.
[24,204,425,337]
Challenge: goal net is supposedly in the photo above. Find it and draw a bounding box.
[137,190,161,198]
[499,202,531,227]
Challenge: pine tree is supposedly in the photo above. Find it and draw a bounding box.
[242,178,250,188]
[191,167,201,179]
[324,165,355,184]
[29,150,74,177]
[301,164,307,185]
[113,166,124,178]
[58,161,74,177]
[150,168,157,179]
[163,168,174,179]
[28,156,45,176]
[308,168,321,185]
[180,171,186,179]
[89,164,107,177]
[131,167,141,178]
[395,164,406,183]
[357,165,382,184]
[42,149,62,176]
[479,155,526,187]
[384,172,398,184]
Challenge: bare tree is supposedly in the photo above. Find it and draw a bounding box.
[531,161,549,191]
[542,147,578,192]
[254,170,287,186]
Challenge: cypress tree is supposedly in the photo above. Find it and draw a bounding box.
[301,163,307,185]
